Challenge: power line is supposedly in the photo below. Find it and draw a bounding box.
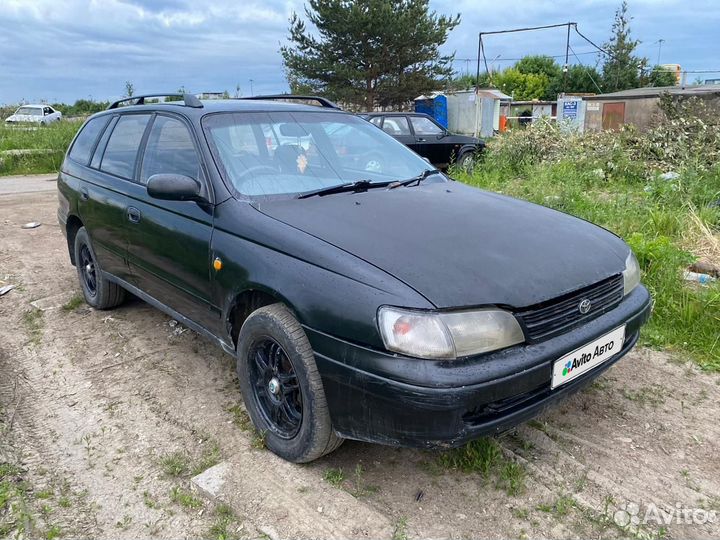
[475,22,576,89]
[568,44,603,94]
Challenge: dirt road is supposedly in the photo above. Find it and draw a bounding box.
[1,186,719,539]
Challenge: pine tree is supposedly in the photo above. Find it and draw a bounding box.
[281,0,460,110]
[601,1,646,92]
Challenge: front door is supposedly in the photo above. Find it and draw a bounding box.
[408,115,448,166]
[124,114,218,331]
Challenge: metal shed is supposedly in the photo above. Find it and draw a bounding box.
[583,84,720,132]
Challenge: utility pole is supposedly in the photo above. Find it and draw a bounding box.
[656,39,664,66]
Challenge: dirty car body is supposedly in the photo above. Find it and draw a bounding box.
[57,95,651,461]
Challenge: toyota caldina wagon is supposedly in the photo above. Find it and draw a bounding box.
[57,94,652,463]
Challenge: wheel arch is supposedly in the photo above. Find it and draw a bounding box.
[225,287,301,349]
[66,214,84,266]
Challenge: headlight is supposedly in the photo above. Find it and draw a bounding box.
[622,251,641,295]
[378,307,525,360]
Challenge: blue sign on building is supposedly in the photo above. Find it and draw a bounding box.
[563,100,578,120]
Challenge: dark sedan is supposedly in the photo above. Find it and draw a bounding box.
[362,111,484,169]
[57,94,650,463]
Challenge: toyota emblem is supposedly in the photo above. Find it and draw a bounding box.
[578,298,592,314]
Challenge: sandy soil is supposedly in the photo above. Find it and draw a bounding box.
[1,189,719,539]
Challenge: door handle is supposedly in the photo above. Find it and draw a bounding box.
[80,188,89,201]
[127,207,141,224]
[416,138,427,142]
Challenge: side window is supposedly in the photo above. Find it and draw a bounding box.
[409,116,444,135]
[140,116,201,184]
[100,115,151,180]
[381,116,411,136]
[68,116,110,166]
[369,117,382,127]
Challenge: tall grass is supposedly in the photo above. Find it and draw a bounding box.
[0,120,82,176]
[453,117,720,370]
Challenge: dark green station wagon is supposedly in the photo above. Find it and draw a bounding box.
[58,94,651,462]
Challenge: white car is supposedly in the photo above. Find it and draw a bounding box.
[5,104,62,125]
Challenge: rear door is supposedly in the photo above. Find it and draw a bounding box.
[124,113,218,330]
[75,113,152,282]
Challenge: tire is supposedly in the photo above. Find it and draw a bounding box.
[236,303,343,462]
[457,151,475,171]
[73,227,125,309]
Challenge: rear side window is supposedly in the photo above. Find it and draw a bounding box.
[382,116,411,136]
[100,114,151,179]
[68,116,110,165]
[140,116,201,184]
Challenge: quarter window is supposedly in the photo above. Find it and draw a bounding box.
[381,116,411,136]
[68,116,110,166]
[100,114,151,180]
[409,116,444,135]
[141,116,201,184]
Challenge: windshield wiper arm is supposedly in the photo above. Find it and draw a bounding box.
[297,179,387,199]
[388,169,438,189]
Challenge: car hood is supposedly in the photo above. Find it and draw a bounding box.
[255,181,629,309]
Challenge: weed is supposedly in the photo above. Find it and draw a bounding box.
[436,437,501,477]
[537,494,576,517]
[57,496,70,508]
[143,490,159,509]
[227,404,253,432]
[392,517,408,540]
[169,486,203,509]
[621,384,667,407]
[0,121,82,176]
[36,488,53,500]
[61,293,84,312]
[350,463,380,498]
[498,462,526,496]
[22,308,44,345]
[323,468,345,487]
[160,451,190,478]
[208,503,240,540]
[45,524,62,539]
[115,515,132,529]
[191,443,222,476]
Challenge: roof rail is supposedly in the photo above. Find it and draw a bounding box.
[241,94,341,110]
[107,93,203,110]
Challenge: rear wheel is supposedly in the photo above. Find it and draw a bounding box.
[236,304,343,462]
[73,227,125,309]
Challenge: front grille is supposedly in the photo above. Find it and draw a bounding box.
[516,274,623,341]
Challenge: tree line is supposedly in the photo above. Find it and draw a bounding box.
[282,0,679,110]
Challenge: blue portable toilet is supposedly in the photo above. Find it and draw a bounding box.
[414,93,448,128]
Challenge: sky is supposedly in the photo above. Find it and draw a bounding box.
[0,0,718,105]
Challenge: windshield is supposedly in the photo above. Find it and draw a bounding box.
[16,107,42,116]
[203,111,434,197]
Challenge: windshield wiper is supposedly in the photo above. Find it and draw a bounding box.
[388,168,439,189]
[297,179,388,199]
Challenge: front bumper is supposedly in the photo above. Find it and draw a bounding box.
[306,285,652,448]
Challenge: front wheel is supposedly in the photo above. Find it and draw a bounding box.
[236,304,343,462]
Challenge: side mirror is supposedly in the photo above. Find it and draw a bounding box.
[147,174,203,202]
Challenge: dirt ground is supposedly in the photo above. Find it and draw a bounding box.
[1,185,719,540]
